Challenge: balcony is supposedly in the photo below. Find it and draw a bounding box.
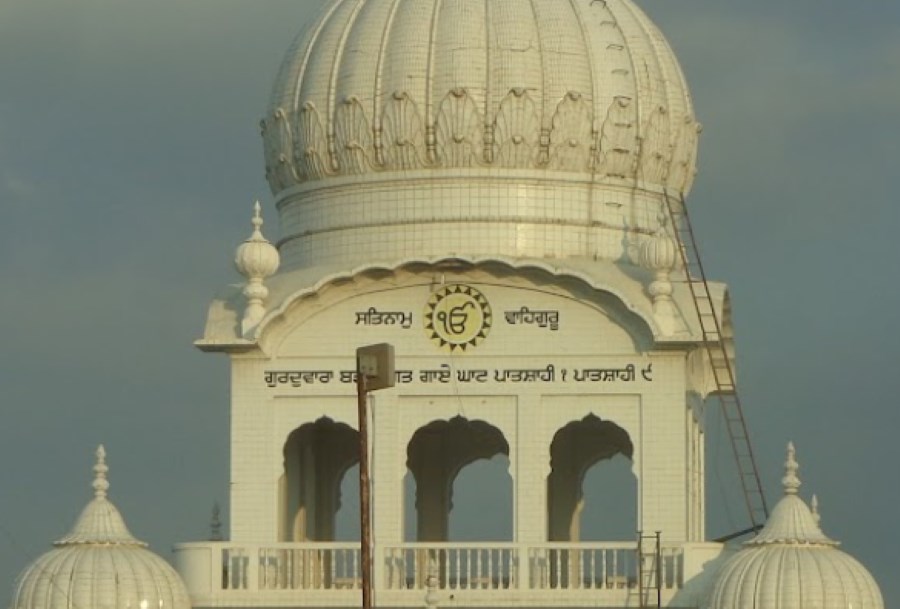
[174,541,713,608]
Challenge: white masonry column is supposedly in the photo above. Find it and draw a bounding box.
[230,355,278,543]
[371,392,403,594]
[515,393,547,588]
[637,354,688,543]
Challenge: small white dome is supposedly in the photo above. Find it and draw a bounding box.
[705,443,884,609]
[9,447,191,609]
[261,0,700,270]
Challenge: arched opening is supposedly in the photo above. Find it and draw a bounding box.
[405,416,510,542]
[334,464,360,541]
[579,453,637,540]
[280,417,358,542]
[448,454,513,541]
[403,456,513,542]
[547,415,635,542]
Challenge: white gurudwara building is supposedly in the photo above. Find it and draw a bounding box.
[8,0,885,608]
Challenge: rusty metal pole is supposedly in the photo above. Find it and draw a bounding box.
[355,344,393,609]
[357,371,373,609]
[655,531,662,608]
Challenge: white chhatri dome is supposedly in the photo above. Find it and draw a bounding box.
[262,0,700,270]
[705,443,884,609]
[9,447,191,609]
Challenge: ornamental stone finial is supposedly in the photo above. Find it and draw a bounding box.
[811,494,821,525]
[639,214,680,335]
[782,441,801,495]
[235,201,280,335]
[93,445,109,499]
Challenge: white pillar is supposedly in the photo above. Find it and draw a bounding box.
[371,393,402,593]
[516,394,547,588]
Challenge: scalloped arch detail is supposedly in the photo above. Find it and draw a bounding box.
[254,256,660,348]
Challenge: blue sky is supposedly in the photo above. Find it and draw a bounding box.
[2,0,899,605]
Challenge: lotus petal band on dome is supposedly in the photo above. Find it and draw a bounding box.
[262,0,701,270]
[263,0,698,193]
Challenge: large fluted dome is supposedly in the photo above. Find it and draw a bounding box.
[705,444,884,609]
[9,447,191,609]
[262,0,700,270]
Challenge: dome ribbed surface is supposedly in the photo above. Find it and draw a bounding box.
[9,447,191,609]
[708,545,883,609]
[261,0,700,270]
[54,497,146,547]
[264,0,697,191]
[11,546,191,609]
[746,494,837,547]
[705,444,884,609]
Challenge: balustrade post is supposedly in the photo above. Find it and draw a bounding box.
[245,546,259,591]
[211,547,222,593]
[516,544,527,591]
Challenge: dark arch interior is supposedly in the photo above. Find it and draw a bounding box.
[405,416,510,541]
[548,414,635,542]
[281,417,359,542]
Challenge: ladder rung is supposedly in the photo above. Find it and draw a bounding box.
[663,189,769,525]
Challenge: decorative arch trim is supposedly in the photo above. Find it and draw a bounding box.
[255,256,660,344]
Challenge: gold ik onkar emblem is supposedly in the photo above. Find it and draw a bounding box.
[424,285,492,352]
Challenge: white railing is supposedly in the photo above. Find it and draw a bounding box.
[528,543,683,591]
[385,544,518,590]
[175,541,685,596]
[222,543,361,591]
[658,545,684,589]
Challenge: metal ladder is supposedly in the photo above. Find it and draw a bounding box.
[637,531,661,608]
[662,191,770,535]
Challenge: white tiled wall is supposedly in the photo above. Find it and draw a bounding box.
[227,269,705,545]
[277,172,665,269]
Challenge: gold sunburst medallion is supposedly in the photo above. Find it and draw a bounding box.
[424,284,492,352]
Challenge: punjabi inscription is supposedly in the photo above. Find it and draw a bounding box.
[263,370,335,388]
[264,362,653,388]
[355,307,413,329]
[504,306,559,331]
